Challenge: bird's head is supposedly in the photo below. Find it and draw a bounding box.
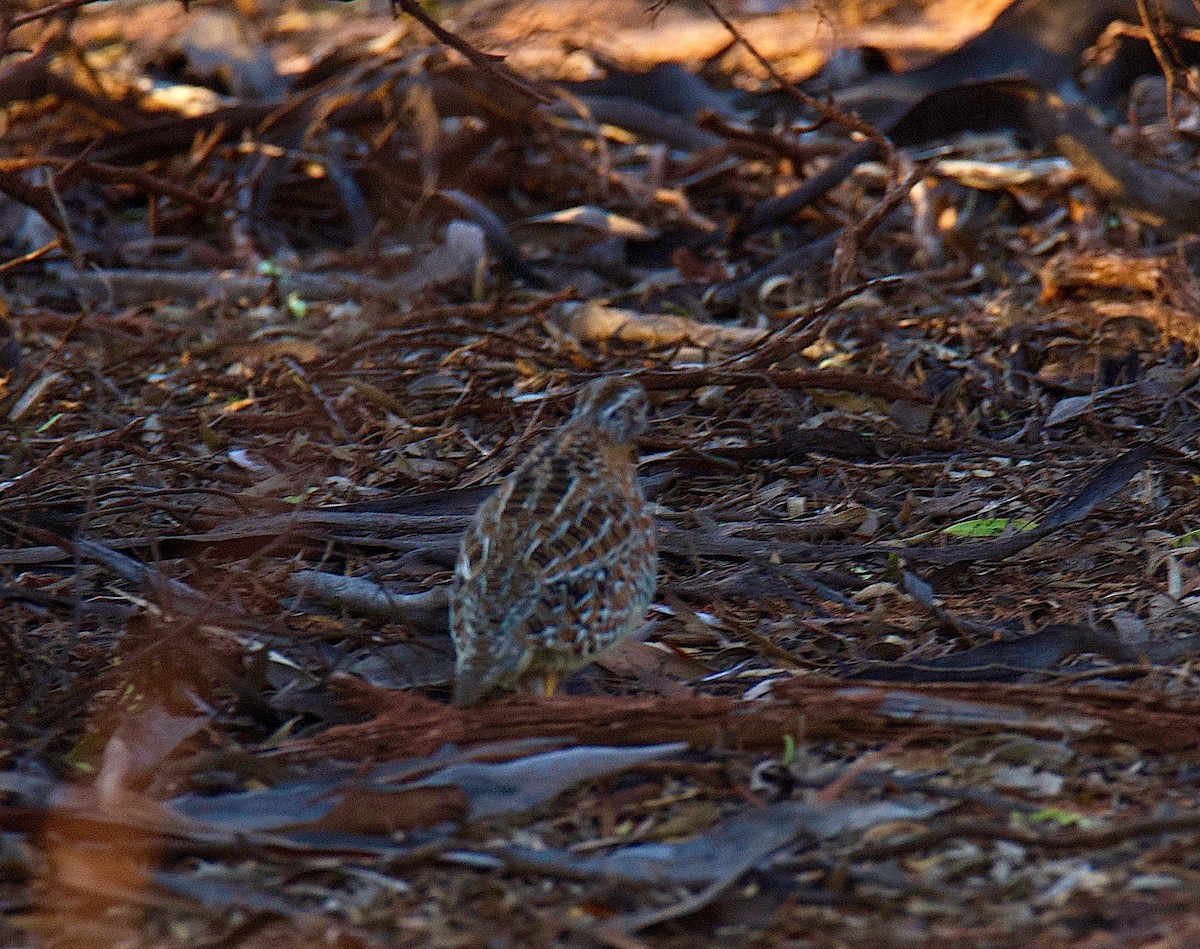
[571,376,649,444]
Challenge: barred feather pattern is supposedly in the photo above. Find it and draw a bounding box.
[451,378,658,705]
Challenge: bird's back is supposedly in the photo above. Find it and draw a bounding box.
[451,418,656,704]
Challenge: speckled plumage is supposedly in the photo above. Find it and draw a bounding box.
[451,377,658,705]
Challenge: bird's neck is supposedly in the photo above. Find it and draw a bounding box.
[596,437,637,476]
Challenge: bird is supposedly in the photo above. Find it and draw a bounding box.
[451,376,658,705]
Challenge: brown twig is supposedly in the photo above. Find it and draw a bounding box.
[389,0,550,106]
[1136,0,1200,138]
[696,0,897,171]
[6,0,104,31]
[837,811,1200,864]
[830,164,923,291]
[0,157,222,210]
[0,237,60,275]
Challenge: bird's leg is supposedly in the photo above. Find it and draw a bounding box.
[538,671,559,697]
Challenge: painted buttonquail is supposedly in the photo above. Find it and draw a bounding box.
[451,376,658,705]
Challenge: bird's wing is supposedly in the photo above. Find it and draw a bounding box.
[451,480,542,700]
[507,472,657,655]
[452,429,656,694]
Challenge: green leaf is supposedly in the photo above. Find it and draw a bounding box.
[780,734,796,767]
[944,517,1037,538]
[1169,529,1200,548]
[286,292,308,320]
[35,412,63,434]
[1013,807,1091,828]
[63,731,106,771]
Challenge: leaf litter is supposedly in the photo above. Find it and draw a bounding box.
[5,0,1200,945]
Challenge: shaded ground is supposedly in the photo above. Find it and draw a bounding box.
[4,0,1200,945]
